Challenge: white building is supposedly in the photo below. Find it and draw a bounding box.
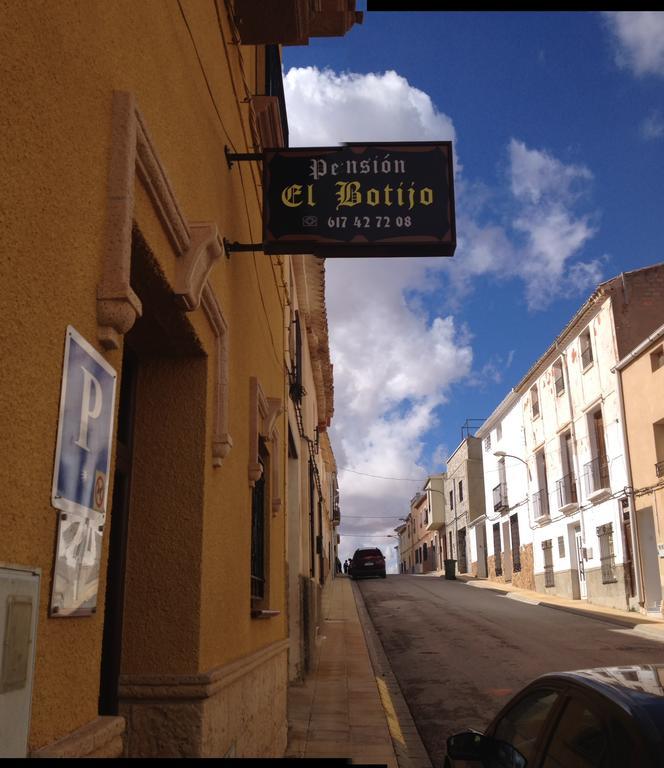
[478,264,664,610]
[475,391,535,588]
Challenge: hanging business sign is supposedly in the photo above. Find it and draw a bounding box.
[51,326,117,518]
[262,142,455,258]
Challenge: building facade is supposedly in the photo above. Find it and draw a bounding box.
[617,322,664,615]
[0,1,359,758]
[446,437,486,575]
[475,265,664,611]
[476,392,535,588]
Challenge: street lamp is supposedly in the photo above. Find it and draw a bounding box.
[493,450,531,480]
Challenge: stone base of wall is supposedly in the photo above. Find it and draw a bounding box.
[534,566,630,610]
[534,569,577,600]
[511,544,535,591]
[31,716,125,758]
[584,566,629,610]
[487,545,534,589]
[118,639,289,757]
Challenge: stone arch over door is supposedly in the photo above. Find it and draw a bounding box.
[97,90,232,467]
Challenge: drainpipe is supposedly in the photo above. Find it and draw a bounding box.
[613,364,644,606]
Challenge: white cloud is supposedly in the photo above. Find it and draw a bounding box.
[284,67,467,569]
[284,67,456,148]
[448,142,598,311]
[641,111,664,140]
[603,12,664,77]
[509,139,592,205]
[284,67,602,569]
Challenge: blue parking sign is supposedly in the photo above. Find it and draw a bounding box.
[51,327,117,516]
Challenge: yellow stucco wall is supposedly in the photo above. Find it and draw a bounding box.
[1,0,288,751]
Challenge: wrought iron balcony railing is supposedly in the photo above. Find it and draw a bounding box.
[585,456,610,495]
[532,489,549,520]
[493,482,508,512]
[556,473,578,510]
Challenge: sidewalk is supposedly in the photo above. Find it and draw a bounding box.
[452,572,664,642]
[285,575,429,767]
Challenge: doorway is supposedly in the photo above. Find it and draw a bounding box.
[98,227,207,716]
[574,525,587,599]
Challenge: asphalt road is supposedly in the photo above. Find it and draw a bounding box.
[357,574,664,768]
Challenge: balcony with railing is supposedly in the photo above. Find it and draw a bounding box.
[656,460,664,479]
[532,489,550,521]
[585,456,610,503]
[555,473,578,514]
[493,482,508,512]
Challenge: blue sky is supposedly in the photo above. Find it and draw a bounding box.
[282,11,664,568]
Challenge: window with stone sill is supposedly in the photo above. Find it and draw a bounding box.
[580,328,594,371]
[531,384,540,419]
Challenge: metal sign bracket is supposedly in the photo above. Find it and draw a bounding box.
[225,146,263,169]
[223,239,265,256]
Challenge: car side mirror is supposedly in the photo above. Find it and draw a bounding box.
[446,731,526,768]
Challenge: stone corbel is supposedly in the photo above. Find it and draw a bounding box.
[174,224,225,311]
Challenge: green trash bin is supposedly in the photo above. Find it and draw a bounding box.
[444,559,457,580]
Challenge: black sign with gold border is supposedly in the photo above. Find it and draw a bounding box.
[262,142,455,257]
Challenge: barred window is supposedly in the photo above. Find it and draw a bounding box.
[510,514,521,572]
[250,442,268,603]
[484,434,491,452]
[493,523,502,577]
[542,540,554,587]
[597,523,617,584]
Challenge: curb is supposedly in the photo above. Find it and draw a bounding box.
[460,576,664,638]
[351,581,433,768]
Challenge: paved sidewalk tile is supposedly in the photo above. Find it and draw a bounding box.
[286,576,400,766]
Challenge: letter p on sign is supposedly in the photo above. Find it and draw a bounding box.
[52,327,117,516]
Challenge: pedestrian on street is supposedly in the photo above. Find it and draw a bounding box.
[335,556,342,574]
[343,559,349,574]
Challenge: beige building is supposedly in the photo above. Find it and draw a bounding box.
[445,437,486,575]
[0,1,359,758]
[617,322,664,615]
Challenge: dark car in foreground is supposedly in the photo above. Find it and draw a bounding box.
[349,547,386,579]
[445,665,664,768]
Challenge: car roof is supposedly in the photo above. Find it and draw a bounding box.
[352,547,383,556]
[533,666,664,739]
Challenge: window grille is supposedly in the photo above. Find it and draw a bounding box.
[597,523,617,584]
[510,514,521,572]
[542,540,554,587]
[250,451,267,602]
[484,434,491,452]
[493,523,502,576]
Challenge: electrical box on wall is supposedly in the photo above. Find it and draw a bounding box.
[0,565,40,758]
